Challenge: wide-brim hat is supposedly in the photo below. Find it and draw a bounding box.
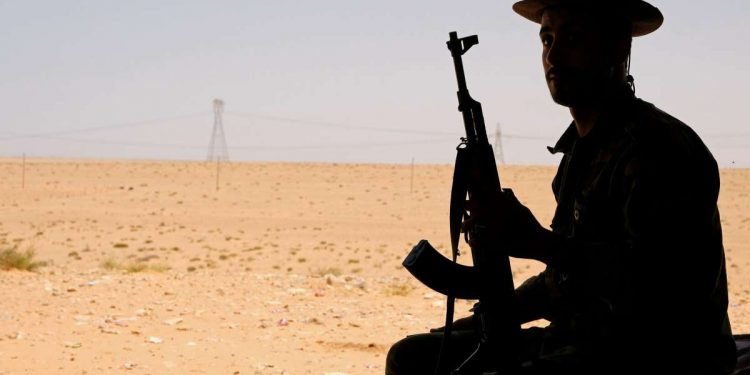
[512,0,664,37]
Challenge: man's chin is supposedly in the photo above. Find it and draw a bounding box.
[548,85,572,107]
[550,92,575,107]
[549,87,593,108]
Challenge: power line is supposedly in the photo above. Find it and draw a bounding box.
[2,135,207,149]
[224,111,455,137]
[702,133,750,139]
[0,132,458,151]
[4,109,749,155]
[229,137,458,151]
[0,112,210,141]
[15,130,749,154]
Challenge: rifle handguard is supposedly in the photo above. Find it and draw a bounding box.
[402,240,480,300]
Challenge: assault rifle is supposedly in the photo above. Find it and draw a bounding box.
[402,32,520,374]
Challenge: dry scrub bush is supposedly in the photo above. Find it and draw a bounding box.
[0,246,46,271]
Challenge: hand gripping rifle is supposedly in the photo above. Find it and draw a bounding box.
[402,32,520,374]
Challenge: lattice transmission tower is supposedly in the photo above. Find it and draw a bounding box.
[494,122,505,165]
[207,98,229,162]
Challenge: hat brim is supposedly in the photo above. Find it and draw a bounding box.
[512,0,664,37]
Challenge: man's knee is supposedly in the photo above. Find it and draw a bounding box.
[386,331,481,375]
[385,333,441,375]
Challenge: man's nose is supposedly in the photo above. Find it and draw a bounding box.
[545,42,562,67]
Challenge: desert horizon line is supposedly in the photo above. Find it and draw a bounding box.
[1,156,748,171]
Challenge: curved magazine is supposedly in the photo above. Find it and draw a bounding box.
[402,240,480,300]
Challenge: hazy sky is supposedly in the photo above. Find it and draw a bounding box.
[1,1,748,166]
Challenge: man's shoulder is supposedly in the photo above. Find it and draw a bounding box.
[628,98,693,141]
[619,98,719,186]
[624,98,713,161]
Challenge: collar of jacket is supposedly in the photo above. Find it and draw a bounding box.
[548,87,637,155]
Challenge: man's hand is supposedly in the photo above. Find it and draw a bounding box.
[462,188,556,263]
[430,315,476,333]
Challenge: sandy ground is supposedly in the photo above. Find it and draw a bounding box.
[0,159,747,374]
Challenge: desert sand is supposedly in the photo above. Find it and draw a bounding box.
[0,159,747,374]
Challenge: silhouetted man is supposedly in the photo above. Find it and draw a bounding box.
[386,1,736,374]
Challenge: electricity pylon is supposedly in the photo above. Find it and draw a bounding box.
[494,122,505,165]
[207,98,229,162]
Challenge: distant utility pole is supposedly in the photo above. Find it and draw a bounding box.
[207,98,229,162]
[410,157,415,194]
[21,153,26,189]
[494,122,505,165]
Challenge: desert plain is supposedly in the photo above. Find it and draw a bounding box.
[0,159,748,374]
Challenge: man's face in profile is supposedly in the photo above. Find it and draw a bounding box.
[539,7,623,107]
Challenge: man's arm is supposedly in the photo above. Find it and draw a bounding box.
[485,142,725,316]
[499,147,726,330]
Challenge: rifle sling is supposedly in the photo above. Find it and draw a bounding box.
[434,146,471,375]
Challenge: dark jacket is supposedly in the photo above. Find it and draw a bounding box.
[516,89,736,374]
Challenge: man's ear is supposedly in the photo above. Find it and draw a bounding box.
[611,37,632,66]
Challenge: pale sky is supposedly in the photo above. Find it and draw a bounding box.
[1,1,748,166]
